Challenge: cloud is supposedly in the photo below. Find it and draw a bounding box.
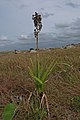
[39,12,54,18]
[19,4,28,9]
[39,8,54,18]
[71,18,80,30]
[4,0,21,2]
[55,17,80,31]
[0,36,13,47]
[0,36,8,41]
[19,32,80,48]
[39,8,45,11]
[18,33,56,44]
[18,17,80,46]
[54,17,80,44]
[17,34,35,45]
[55,23,70,29]
[42,12,54,18]
[66,2,80,8]
[18,34,28,40]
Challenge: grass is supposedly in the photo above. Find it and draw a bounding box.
[0,46,80,119]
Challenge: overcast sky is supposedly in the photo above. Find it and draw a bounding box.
[0,0,80,49]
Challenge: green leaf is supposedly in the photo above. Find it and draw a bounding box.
[28,66,43,85]
[30,58,34,68]
[59,63,71,67]
[2,102,16,120]
[30,58,35,74]
[41,60,57,82]
[32,75,43,85]
[28,57,57,94]
[48,60,57,76]
[28,66,34,76]
[37,59,41,79]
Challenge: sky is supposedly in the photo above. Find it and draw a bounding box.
[0,0,80,50]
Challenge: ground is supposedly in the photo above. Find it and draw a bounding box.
[0,46,80,120]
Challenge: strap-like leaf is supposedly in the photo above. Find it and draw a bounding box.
[48,61,57,75]
[31,75,43,85]
[60,63,71,67]
[41,60,57,82]
[30,58,34,68]
[37,59,41,79]
[28,66,34,76]
[28,66,43,85]
[30,58,35,74]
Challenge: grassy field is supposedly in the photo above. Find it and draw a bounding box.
[0,46,80,120]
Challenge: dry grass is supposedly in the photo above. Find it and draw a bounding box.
[0,46,80,120]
